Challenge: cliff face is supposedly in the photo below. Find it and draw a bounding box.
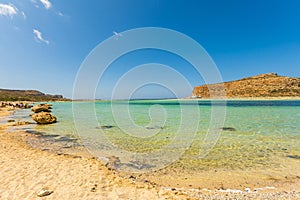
[0,89,65,101]
[192,73,300,98]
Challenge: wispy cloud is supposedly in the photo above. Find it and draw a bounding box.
[33,29,49,44]
[31,0,52,9]
[40,0,51,10]
[57,11,63,17]
[0,3,18,17]
[30,0,39,8]
[21,11,26,19]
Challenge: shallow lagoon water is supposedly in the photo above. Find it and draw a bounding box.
[12,100,300,173]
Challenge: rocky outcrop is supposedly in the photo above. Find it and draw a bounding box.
[0,101,33,109]
[30,103,57,124]
[31,112,57,124]
[192,73,300,98]
[31,104,52,113]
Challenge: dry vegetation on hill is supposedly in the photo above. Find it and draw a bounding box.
[192,73,300,98]
[0,89,66,101]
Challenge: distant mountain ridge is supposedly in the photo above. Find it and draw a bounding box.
[192,73,300,98]
[0,89,66,101]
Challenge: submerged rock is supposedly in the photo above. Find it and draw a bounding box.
[31,112,57,124]
[286,155,300,160]
[96,125,115,129]
[220,127,236,131]
[145,126,164,130]
[12,121,32,126]
[31,104,52,113]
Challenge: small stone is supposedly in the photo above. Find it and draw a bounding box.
[91,184,97,192]
[37,188,53,197]
[129,175,136,180]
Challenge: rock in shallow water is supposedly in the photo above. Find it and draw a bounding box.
[31,104,52,113]
[145,126,164,130]
[96,125,115,129]
[286,155,300,160]
[12,121,33,126]
[220,127,236,131]
[31,112,57,124]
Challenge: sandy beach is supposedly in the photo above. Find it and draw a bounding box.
[2,0,300,198]
[1,107,300,199]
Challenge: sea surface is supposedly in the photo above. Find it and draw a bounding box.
[8,100,300,173]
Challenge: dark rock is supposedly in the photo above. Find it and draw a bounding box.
[145,126,164,130]
[220,127,236,131]
[96,125,115,129]
[287,155,300,160]
[129,175,136,179]
[90,184,97,192]
[24,103,33,109]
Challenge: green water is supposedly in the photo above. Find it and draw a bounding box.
[15,100,300,172]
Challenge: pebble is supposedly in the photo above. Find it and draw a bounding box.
[90,184,97,192]
[37,188,53,197]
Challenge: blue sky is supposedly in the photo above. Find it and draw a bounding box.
[0,0,299,99]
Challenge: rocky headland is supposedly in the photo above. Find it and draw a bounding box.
[192,73,300,98]
[0,88,67,101]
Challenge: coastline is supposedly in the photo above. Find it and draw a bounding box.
[180,97,300,101]
[63,97,300,102]
[1,107,300,199]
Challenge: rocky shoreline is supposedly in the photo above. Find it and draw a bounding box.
[0,101,58,125]
[0,101,33,109]
[30,104,57,124]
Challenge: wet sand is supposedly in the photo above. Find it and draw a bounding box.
[0,107,300,199]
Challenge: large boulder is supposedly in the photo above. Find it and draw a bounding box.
[31,112,57,124]
[31,104,52,113]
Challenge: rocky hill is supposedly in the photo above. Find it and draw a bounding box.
[192,73,300,98]
[0,89,66,101]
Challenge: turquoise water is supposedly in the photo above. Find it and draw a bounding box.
[12,100,300,172]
